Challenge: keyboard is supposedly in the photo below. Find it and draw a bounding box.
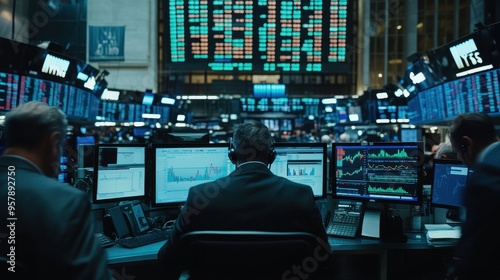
[115,229,169,248]
[95,233,116,248]
[326,213,360,238]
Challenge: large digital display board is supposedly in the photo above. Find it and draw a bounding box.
[165,0,351,73]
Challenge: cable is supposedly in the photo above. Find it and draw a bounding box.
[11,0,16,40]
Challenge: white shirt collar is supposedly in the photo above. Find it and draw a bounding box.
[237,161,268,168]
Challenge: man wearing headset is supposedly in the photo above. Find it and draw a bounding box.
[447,113,500,279]
[158,120,331,279]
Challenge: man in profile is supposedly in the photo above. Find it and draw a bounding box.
[447,113,500,279]
[0,101,112,280]
[158,120,331,279]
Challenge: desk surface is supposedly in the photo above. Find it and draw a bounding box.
[106,230,443,265]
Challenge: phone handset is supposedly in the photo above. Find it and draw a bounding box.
[120,201,149,236]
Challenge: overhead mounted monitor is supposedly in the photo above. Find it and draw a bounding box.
[165,0,351,73]
[142,91,155,105]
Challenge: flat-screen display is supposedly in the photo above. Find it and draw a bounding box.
[152,143,235,205]
[0,72,19,111]
[332,142,423,204]
[93,144,147,203]
[271,143,327,198]
[164,0,351,73]
[431,159,469,209]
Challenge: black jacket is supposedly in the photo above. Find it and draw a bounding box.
[158,162,330,279]
[0,156,112,280]
[450,142,500,279]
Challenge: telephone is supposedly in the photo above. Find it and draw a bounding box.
[106,201,150,239]
[325,200,364,238]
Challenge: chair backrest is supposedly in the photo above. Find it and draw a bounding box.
[178,230,328,280]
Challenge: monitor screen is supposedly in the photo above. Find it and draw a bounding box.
[400,129,420,142]
[332,142,423,204]
[165,132,210,143]
[142,92,154,105]
[165,0,351,73]
[77,135,96,171]
[431,159,469,209]
[271,143,327,198]
[93,144,147,203]
[0,72,19,111]
[152,143,235,205]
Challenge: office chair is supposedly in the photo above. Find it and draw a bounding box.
[177,230,331,280]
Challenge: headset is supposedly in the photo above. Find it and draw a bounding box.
[228,140,276,165]
[460,143,468,153]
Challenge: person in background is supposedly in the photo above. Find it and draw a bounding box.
[0,101,112,280]
[158,120,332,279]
[446,113,500,279]
[321,134,333,161]
[434,141,458,160]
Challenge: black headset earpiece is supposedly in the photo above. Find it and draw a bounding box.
[229,141,276,165]
[228,142,237,164]
[460,143,468,153]
[268,146,276,165]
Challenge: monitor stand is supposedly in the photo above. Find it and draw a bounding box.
[379,204,408,243]
[361,209,381,238]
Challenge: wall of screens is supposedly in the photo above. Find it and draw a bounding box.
[0,72,19,111]
[408,68,500,124]
[0,71,100,121]
[164,0,351,73]
[99,101,170,123]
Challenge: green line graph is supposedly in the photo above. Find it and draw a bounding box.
[338,166,363,178]
[368,149,410,159]
[368,184,409,195]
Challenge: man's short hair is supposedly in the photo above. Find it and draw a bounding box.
[232,120,273,162]
[449,113,497,148]
[4,101,68,150]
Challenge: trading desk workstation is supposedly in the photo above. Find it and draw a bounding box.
[88,141,461,280]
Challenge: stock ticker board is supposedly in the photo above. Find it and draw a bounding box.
[165,0,351,73]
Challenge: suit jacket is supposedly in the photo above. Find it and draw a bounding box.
[0,156,112,280]
[158,162,330,279]
[450,142,500,279]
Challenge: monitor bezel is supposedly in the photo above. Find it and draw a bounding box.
[92,143,148,204]
[331,141,424,205]
[430,158,468,209]
[151,142,231,207]
[273,142,328,199]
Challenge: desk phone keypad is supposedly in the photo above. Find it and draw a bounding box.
[96,232,116,248]
[326,213,360,238]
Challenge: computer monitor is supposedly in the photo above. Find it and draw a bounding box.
[332,142,423,204]
[93,144,147,203]
[400,129,421,142]
[164,132,210,143]
[431,159,469,209]
[271,143,327,198]
[152,143,235,206]
[77,135,96,169]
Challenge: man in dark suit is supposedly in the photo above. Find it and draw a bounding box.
[446,113,500,279]
[158,120,331,279]
[0,101,112,280]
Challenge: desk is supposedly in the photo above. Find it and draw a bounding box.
[106,231,454,280]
